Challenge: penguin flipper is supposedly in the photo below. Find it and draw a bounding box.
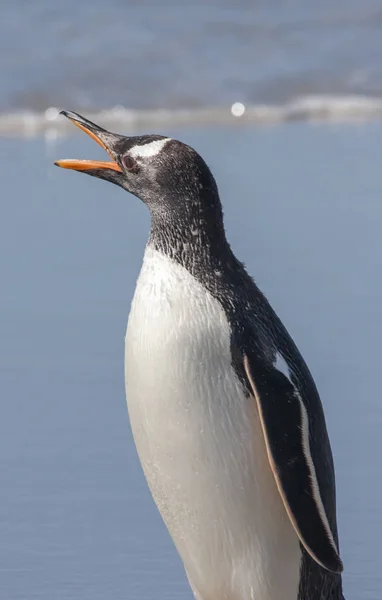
[243,353,343,574]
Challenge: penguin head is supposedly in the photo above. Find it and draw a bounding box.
[54,111,221,224]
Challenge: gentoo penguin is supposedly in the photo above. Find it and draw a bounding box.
[55,110,345,600]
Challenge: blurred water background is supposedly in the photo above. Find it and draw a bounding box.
[3,0,382,133]
[1,1,382,599]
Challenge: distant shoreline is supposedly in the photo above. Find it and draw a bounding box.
[2,95,382,137]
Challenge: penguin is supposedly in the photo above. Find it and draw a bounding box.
[55,110,345,600]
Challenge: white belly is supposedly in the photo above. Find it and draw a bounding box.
[125,246,301,600]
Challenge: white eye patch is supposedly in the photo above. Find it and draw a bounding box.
[129,138,171,158]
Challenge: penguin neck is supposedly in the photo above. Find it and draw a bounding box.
[148,190,235,277]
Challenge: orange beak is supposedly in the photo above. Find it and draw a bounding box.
[54,111,123,173]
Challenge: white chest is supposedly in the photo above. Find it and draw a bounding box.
[124,246,300,600]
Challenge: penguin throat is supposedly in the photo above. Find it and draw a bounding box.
[148,199,232,277]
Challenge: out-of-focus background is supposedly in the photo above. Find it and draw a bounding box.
[1,2,382,599]
[2,0,382,133]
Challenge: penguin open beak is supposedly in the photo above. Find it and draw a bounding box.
[54,111,123,173]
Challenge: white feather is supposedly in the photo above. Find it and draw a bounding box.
[129,138,171,158]
[125,246,301,600]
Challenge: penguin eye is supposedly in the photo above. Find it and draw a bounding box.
[122,155,138,172]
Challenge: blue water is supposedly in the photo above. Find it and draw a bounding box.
[2,0,382,133]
